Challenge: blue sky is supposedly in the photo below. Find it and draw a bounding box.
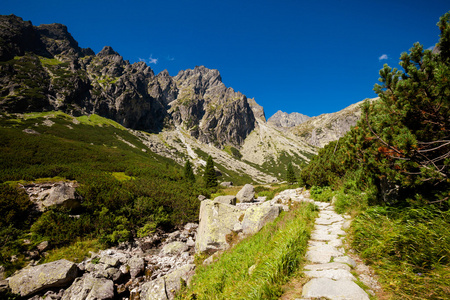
[2,0,449,118]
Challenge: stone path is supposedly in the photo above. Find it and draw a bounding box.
[298,201,371,300]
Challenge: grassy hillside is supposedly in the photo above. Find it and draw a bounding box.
[0,111,211,276]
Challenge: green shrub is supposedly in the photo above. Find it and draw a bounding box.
[310,185,334,202]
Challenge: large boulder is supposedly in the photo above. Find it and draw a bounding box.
[8,259,78,297]
[195,200,243,253]
[61,273,114,300]
[23,181,82,212]
[213,195,237,205]
[140,264,195,300]
[236,184,255,203]
[127,257,145,279]
[242,202,282,235]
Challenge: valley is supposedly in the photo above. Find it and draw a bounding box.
[1,12,449,300]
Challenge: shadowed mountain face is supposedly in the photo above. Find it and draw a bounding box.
[0,15,259,147]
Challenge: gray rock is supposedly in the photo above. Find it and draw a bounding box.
[195,200,243,253]
[198,195,207,201]
[61,274,114,300]
[236,184,255,203]
[161,241,188,256]
[8,259,78,297]
[24,181,82,212]
[220,181,233,187]
[140,264,195,300]
[99,255,120,267]
[0,265,5,280]
[0,279,9,293]
[37,241,49,252]
[213,195,236,205]
[302,278,369,300]
[267,110,310,128]
[128,257,145,278]
[242,203,282,235]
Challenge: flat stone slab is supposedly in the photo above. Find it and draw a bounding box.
[304,268,356,281]
[310,232,339,241]
[304,262,351,272]
[306,244,344,264]
[302,278,370,300]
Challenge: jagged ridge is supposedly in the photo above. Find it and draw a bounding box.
[0,15,260,147]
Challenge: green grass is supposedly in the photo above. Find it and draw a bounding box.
[42,239,103,264]
[177,201,318,299]
[351,206,450,299]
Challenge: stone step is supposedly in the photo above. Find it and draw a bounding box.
[302,278,370,300]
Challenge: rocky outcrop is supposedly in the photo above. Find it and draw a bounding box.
[8,259,78,297]
[290,99,377,147]
[170,66,257,147]
[195,185,304,255]
[22,181,82,211]
[267,110,310,128]
[195,200,243,254]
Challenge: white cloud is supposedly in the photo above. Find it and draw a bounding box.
[166,55,175,61]
[138,55,158,64]
[378,54,388,61]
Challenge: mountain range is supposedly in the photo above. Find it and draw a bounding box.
[0,14,370,181]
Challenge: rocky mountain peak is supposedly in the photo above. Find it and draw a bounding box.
[267,110,310,128]
[0,15,263,148]
[0,14,48,60]
[97,45,120,57]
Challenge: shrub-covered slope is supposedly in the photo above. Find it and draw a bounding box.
[0,112,211,275]
[300,12,450,299]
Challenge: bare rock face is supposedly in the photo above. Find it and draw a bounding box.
[0,16,262,147]
[242,202,282,235]
[170,66,257,147]
[267,110,310,128]
[290,99,377,148]
[8,259,78,297]
[195,200,243,253]
[22,181,82,212]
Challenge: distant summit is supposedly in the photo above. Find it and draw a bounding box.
[267,110,310,128]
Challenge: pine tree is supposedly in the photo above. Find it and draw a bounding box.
[204,155,218,188]
[286,162,297,184]
[183,160,195,182]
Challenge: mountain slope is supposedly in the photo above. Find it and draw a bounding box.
[289,98,378,147]
[0,15,259,148]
